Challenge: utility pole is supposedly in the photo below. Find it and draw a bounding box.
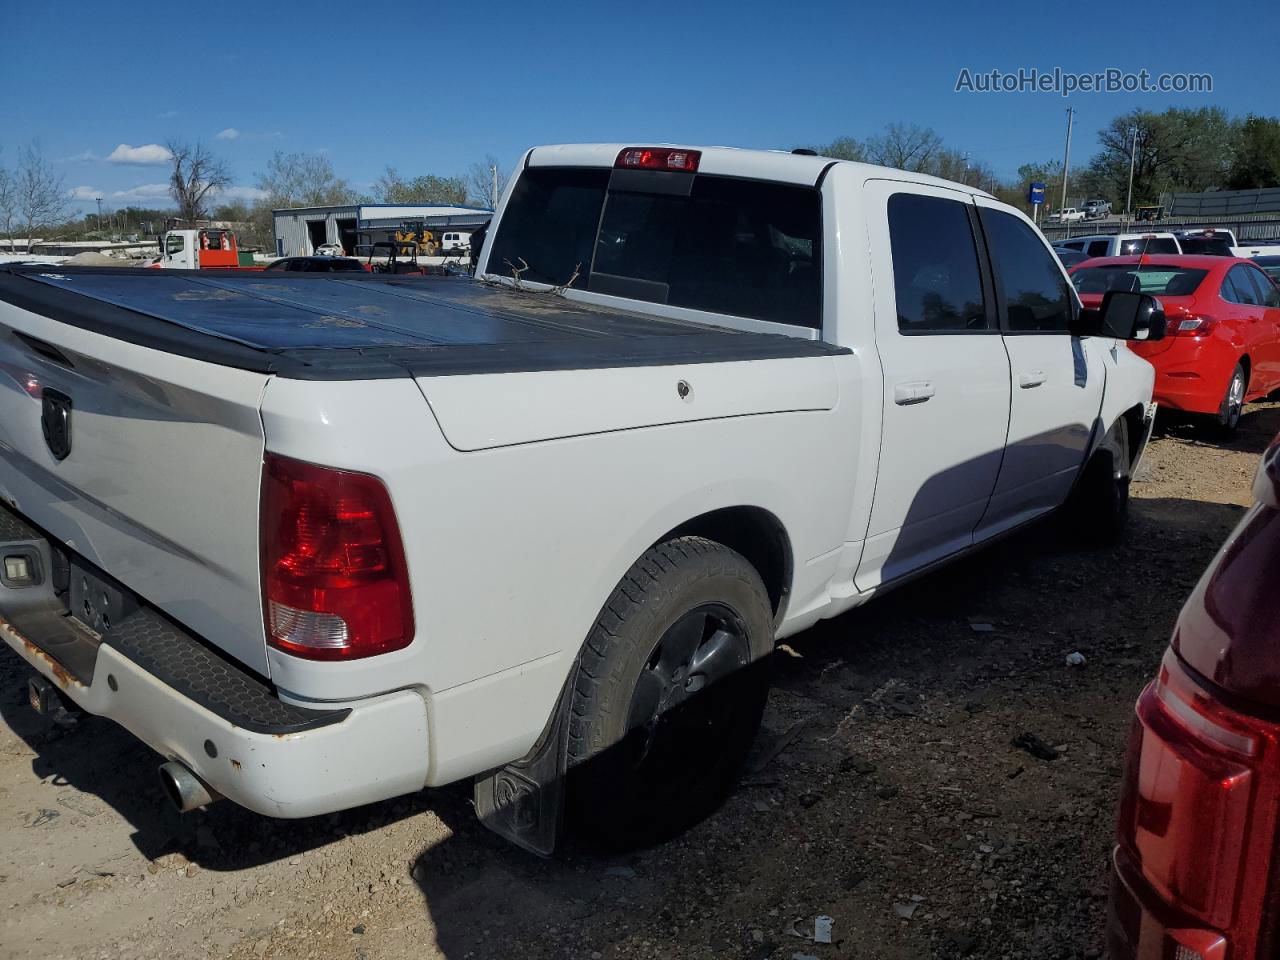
[1125,126,1138,220]
[490,165,498,210]
[962,151,970,183]
[95,197,103,237]
[1060,107,1074,210]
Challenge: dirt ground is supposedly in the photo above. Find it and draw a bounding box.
[3,402,1276,960]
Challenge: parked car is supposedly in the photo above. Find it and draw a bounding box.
[1052,244,1092,268]
[1071,255,1280,433]
[1175,228,1280,259]
[0,142,1160,854]
[1174,229,1238,257]
[1254,254,1280,283]
[1108,433,1280,960]
[438,231,472,254]
[1083,199,1112,219]
[1058,233,1182,258]
[1048,207,1085,223]
[313,243,346,257]
[263,256,368,272]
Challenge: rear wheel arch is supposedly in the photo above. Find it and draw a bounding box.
[660,506,793,622]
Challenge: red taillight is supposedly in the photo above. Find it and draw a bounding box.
[1170,315,1218,337]
[1110,650,1280,958]
[615,147,701,172]
[260,454,413,661]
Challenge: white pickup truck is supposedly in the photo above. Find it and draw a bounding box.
[0,143,1162,854]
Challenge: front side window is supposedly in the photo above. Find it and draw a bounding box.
[979,208,1073,333]
[887,192,987,333]
[165,234,185,255]
[1251,267,1280,307]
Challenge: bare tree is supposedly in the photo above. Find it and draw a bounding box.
[464,155,507,210]
[866,123,943,172]
[166,140,231,223]
[0,155,16,249]
[15,145,66,247]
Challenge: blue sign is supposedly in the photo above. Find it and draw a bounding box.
[1028,182,1047,205]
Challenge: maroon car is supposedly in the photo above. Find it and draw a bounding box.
[1109,437,1280,959]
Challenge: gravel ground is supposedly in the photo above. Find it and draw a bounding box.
[2,401,1276,960]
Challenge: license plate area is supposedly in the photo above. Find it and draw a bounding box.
[69,561,138,637]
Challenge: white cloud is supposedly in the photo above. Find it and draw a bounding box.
[59,150,97,163]
[67,185,101,200]
[106,143,173,166]
[215,127,240,141]
[110,183,171,202]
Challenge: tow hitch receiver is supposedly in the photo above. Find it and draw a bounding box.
[27,674,81,728]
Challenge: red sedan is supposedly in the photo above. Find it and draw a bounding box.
[1108,435,1280,959]
[1071,256,1280,433]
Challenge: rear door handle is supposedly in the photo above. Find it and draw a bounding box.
[1018,371,1047,389]
[893,381,935,405]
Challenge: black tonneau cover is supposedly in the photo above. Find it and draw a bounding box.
[0,267,846,380]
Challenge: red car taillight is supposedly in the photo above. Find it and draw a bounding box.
[1111,650,1280,959]
[260,453,414,661]
[614,147,701,172]
[1169,314,1219,337]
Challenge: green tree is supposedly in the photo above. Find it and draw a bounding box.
[374,167,467,205]
[1227,115,1280,189]
[1085,107,1235,207]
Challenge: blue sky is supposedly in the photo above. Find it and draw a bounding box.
[3,0,1274,212]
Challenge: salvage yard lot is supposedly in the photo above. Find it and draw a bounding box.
[2,404,1273,960]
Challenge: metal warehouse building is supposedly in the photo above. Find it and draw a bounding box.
[272,204,493,257]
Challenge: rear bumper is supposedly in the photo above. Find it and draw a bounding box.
[1138,339,1236,415]
[0,505,429,818]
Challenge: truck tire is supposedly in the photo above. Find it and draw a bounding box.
[1211,363,1246,437]
[567,536,774,848]
[1069,416,1131,545]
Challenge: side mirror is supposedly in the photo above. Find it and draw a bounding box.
[1071,291,1166,341]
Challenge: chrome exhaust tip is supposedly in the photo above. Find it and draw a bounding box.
[158,761,220,812]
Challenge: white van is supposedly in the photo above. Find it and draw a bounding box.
[439,231,472,253]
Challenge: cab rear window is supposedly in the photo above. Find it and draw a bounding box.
[1071,265,1209,296]
[488,166,822,328]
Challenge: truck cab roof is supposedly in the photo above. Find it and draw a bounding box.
[525,143,996,197]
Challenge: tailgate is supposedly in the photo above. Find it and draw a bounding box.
[0,298,273,674]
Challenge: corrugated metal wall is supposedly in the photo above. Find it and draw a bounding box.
[271,207,358,257]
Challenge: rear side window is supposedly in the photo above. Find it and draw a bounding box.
[1223,265,1261,305]
[590,176,822,327]
[979,208,1073,333]
[887,193,987,333]
[486,167,609,285]
[1086,240,1111,257]
[1119,236,1179,255]
[1253,268,1280,307]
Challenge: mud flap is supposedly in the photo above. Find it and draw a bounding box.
[472,670,574,857]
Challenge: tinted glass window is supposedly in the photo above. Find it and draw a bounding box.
[1117,236,1179,255]
[1255,268,1280,307]
[487,167,608,285]
[979,208,1073,332]
[1225,266,1261,305]
[887,193,986,333]
[1178,236,1234,256]
[1086,240,1111,257]
[1071,265,1208,297]
[591,176,822,327]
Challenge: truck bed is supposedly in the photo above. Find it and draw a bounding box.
[0,267,846,379]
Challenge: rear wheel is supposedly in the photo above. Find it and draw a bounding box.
[1210,363,1246,437]
[567,537,773,849]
